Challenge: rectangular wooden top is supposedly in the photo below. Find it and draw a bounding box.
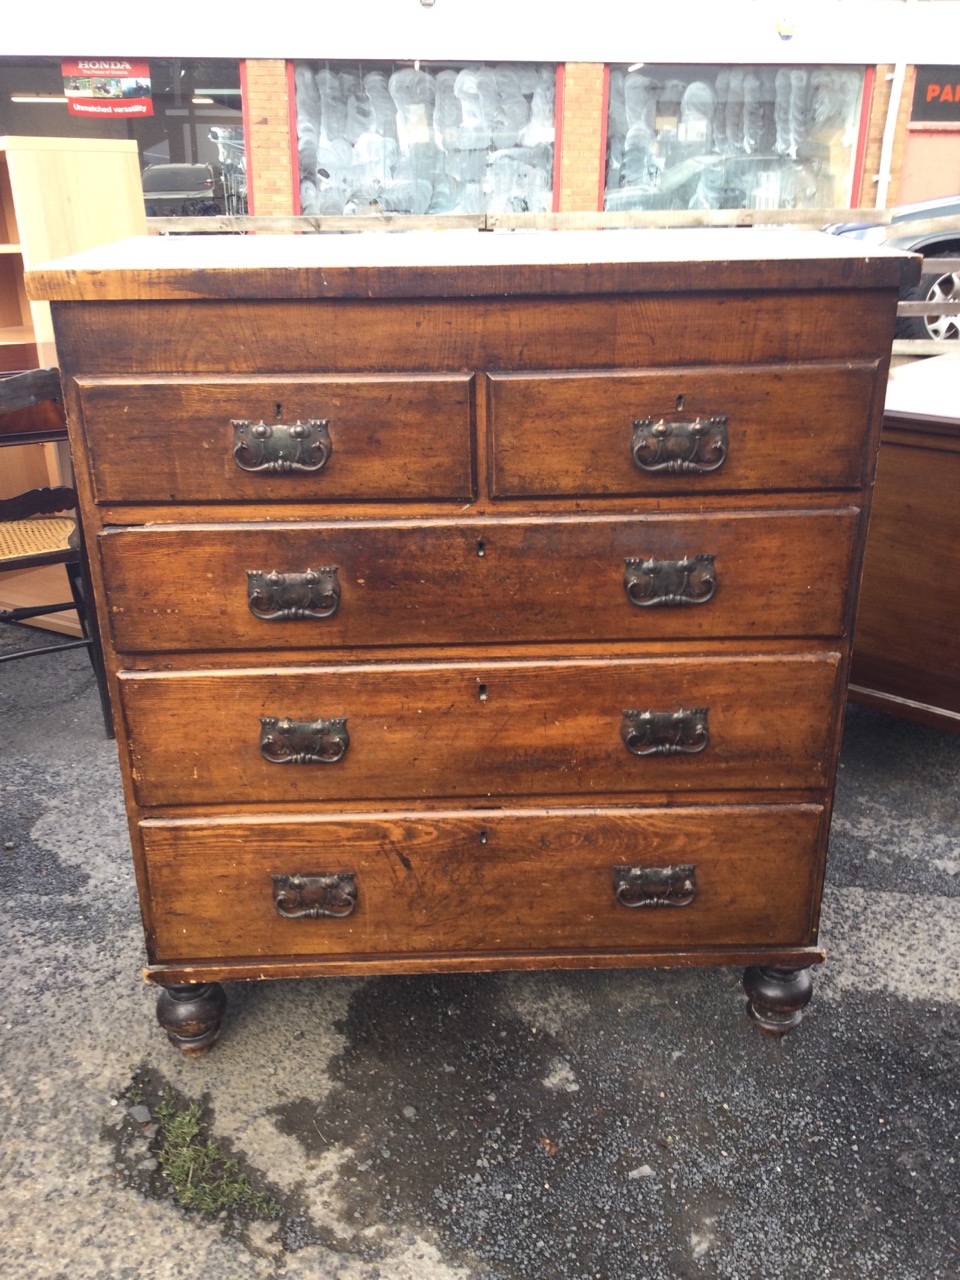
[26,228,920,303]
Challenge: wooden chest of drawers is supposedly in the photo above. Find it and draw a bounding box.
[28,230,917,1051]
[849,353,960,731]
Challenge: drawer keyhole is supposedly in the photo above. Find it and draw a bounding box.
[676,394,685,411]
[477,539,486,557]
[478,684,490,702]
[274,402,283,418]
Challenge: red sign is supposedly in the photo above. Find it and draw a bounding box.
[62,59,153,118]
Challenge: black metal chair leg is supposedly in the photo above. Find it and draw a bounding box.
[65,557,114,739]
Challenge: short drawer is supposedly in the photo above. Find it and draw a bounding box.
[100,508,858,653]
[75,374,475,503]
[488,363,879,497]
[119,652,840,807]
[140,804,824,962]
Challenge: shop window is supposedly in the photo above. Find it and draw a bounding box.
[294,61,556,215]
[0,57,247,218]
[604,64,864,212]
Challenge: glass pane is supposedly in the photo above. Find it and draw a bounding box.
[295,61,556,215]
[141,60,247,218]
[605,64,864,212]
[0,57,247,219]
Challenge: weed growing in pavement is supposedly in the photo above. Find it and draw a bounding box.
[153,1088,280,1219]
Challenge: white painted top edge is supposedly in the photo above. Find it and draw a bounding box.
[3,1,960,65]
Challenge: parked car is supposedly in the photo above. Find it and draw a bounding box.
[140,163,222,217]
[825,195,960,340]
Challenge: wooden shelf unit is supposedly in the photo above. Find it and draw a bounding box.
[0,136,145,635]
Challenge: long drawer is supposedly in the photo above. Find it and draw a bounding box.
[75,374,476,504]
[488,363,880,496]
[119,653,840,807]
[99,509,858,653]
[139,804,824,962]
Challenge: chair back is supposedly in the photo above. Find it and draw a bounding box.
[0,485,76,523]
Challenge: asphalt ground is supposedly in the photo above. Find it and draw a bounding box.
[2,622,959,1280]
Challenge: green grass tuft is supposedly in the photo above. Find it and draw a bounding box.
[154,1090,279,1219]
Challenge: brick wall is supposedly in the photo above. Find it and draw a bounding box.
[242,60,296,216]
[557,63,607,212]
[861,64,917,208]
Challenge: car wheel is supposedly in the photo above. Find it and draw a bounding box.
[896,253,960,341]
[922,265,960,341]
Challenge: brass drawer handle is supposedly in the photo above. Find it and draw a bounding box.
[614,864,697,908]
[273,872,357,919]
[259,716,349,764]
[621,707,709,756]
[232,419,332,473]
[624,554,717,608]
[247,567,341,621]
[631,416,728,474]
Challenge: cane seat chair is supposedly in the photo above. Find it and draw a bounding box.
[0,370,112,735]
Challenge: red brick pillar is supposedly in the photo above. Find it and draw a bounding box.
[557,63,608,212]
[242,59,296,215]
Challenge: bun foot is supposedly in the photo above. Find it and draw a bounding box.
[743,965,813,1037]
[156,983,227,1055]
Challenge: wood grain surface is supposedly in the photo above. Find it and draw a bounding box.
[139,803,825,962]
[119,652,840,807]
[489,363,879,496]
[54,292,896,378]
[850,422,960,726]
[76,374,475,504]
[35,229,900,1006]
[26,228,918,301]
[99,509,858,653]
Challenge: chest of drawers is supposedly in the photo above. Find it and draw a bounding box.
[28,230,916,1053]
[849,353,960,731]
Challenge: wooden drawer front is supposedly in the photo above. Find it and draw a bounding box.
[120,653,839,807]
[140,804,824,962]
[488,363,878,497]
[75,374,475,504]
[55,290,898,376]
[101,508,857,653]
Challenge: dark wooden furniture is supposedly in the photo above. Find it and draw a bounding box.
[849,354,960,731]
[27,230,917,1052]
[0,367,112,734]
